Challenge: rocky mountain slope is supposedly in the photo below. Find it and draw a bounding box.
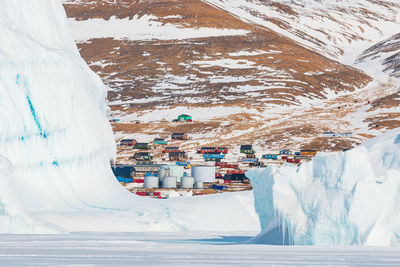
[63,0,400,155]
[204,0,400,62]
[357,33,400,78]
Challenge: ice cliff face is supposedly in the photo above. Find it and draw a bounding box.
[0,1,260,234]
[0,0,125,231]
[247,128,400,246]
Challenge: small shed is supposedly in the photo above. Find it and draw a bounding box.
[240,145,254,154]
[178,114,192,122]
[171,133,188,140]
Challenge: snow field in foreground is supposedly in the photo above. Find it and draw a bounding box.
[0,232,399,266]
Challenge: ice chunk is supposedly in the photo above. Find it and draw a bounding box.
[247,127,400,246]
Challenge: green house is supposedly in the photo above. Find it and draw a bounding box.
[240,145,254,154]
[178,114,192,122]
[153,138,168,145]
[134,143,151,149]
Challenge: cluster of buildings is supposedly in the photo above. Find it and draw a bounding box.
[111,114,319,197]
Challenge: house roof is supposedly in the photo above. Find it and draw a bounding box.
[165,147,179,149]
[201,147,216,150]
[135,143,149,145]
[171,133,185,136]
[240,145,252,150]
[134,152,150,156]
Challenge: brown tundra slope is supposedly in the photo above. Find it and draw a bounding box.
[63,0,399,153]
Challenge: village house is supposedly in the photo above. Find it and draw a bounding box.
[132,152,153,161]
[279,149,292,155]
[203,152,224,159]
[120,139,136,146]
[216,147,228,154]
[169,151,187,161]
[134,142,151,149]
[240,145,254,154]
[198,147,216,153]
[171,133,188,140]
[163,147,180,153]
[177,114,192,122]
[134,164,163,173]
[263,154,278,160]
[300,149,317,156]
[153,138,168,145]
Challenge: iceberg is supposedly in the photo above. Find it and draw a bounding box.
[0,1,260,233]
[247,127,400,246]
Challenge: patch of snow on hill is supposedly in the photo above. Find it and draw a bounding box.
[68,15,249,42]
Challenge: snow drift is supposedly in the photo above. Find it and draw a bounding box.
[0,0,259,233]
[247,128,400,246]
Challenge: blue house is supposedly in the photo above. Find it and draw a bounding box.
[263,154,278,160]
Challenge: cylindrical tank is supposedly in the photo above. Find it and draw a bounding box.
[192,166,215,183]
[180,176,195,189]
[195,181,204,189]
[144,176,159,189]
[160,165,184,183]
[162,176,177,188]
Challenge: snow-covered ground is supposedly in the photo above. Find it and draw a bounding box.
[68,15,249,41]
[1,232,400,266]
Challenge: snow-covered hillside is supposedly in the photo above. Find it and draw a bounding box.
[357,33,400,79]
[247,127,400,246]
[204,0,400,62]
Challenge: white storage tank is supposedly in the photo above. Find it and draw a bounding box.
[181,176,195,189]
[160,165,184,183]
[144,176,159,189]
[195,181,204,189]
[192,166,215,183]
[162,176,177,188]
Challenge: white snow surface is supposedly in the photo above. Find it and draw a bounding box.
[68,15,249,42]
[1,232,400,266]
[247,127,400,246]
[0,0,259,234]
